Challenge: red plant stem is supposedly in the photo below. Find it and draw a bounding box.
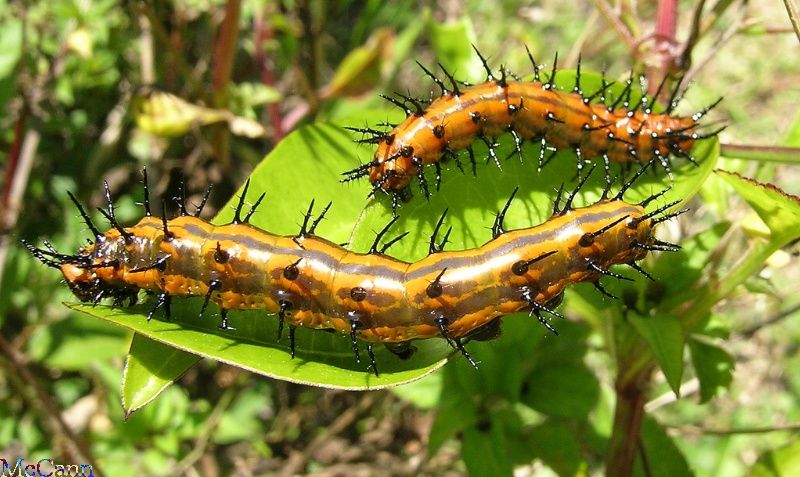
[254,11,284,141]
[655,0,678,46]
[212,0,242,105]
[606,363,654,476]
[211,0,242,169]
[648,0,679,98]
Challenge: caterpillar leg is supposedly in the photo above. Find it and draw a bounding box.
[288,326,296,358]
[366,344,378,377]
[147,292,171,321]
[218,308,235,331]
[435,316,478,368]
[349,319,362,364]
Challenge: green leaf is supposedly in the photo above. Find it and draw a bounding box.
[212,391,269,444]
[320,28,393,99]
[650,221,731,311]
[688,337,734,403]
[392,372,443,409]
[629,313,685,394]
[523,364,599,418]
[717,171,800,243]
[751,439,800,477]
[121,334,201,415]
[230,82,281,107]
[390,9,428,75]
[0,19,22,79]
[73,301,449,390]
[447,313,535,402]
[462,422,514,477]
[26,313,128,371]
[525,419,588,476]
[429,368,477,454]
[635,417,692,477]
[428,17,483,83]
[783,109,800,147]
[131,90,229,137]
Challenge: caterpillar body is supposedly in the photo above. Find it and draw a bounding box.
[24,167,681,375]
[343,47,720,206]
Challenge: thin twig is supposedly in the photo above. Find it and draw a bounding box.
[137,3,201,93]
[782,0,800,44]
[670,422,800,436]
[566,10,600,67]
[590,0,638,55]
[679,0,706,71]
[278,393,382,477]
[684,15,752,86]
[645,378,700,412]
[739,302,800,339]
[646,0,681,97]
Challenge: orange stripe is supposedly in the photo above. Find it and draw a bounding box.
[368,79,697,191]
[60,199,658,344]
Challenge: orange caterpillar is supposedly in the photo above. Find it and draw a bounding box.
[24,166,681,375]
[344,47,720,205]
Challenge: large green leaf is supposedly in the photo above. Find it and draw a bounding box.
[74,300,450,389]
[68,69,718,390]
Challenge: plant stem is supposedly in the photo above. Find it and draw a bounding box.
[606,362,654,476]
[137,3,201,93]
[720,143,800,163]
[782,0,800,44]
[648,0,679,98]
[211,0,242,169]
[254,8,284,141]
[591,0,638,55]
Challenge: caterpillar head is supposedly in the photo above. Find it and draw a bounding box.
[59,262,105,302]
[369,158,413,192]
[22,239,130,304]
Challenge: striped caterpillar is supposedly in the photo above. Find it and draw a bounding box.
[23,165,681,375]
[343,47,720,207]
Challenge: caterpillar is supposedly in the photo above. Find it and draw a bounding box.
[343,46,721,208]
[23,165,681,375]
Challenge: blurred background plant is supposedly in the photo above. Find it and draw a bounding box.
[1,0,800,476]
